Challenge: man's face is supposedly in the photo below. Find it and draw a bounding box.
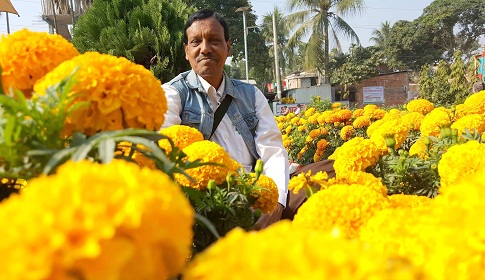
[184,16,231,87]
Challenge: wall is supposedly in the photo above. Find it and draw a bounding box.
[355,72,410,108]
[287,84,332,103]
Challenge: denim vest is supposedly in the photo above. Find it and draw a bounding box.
[167,70,259,160]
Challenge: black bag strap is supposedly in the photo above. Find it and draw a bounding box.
[209,95,233,139]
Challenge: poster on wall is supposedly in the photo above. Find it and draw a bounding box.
[274,103,307,116]
[363,86,384,104]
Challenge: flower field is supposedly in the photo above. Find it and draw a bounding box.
[1,29,485,279]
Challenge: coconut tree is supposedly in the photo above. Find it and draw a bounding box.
[286,0,364,84]
[370,21,391,49]
[260,8,291,77]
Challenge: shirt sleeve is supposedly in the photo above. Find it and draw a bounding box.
[161,84,182,129]
[253,87,289,207]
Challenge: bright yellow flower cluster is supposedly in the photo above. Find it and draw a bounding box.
[402,111,425,131]
[388,194,432,209]
[183,220,421,279]
[352,115,372,128]
[368,117,410,152]
[450,113,485,137]
[363,105,386,120]
[288,170,328,195]
[352,108,364,118]
[420,107,452,137]
[175,140,240,190]
[0,29,79,95]
[158,125,204,154]
[34,52,167,136]
[361,165,485,280]
[462,90,485,115]
[304,107,316,118]
[329,137,381,175]
[335,108,353,122]
[116,141,156,169]
[340,125,355,141]
[0,160,194,280]
[438,140,485,191]
[328,171,388,196]
[409,137,429,159]
[293,184,389,238]
[249,173,279,214]
[406,99,434,115]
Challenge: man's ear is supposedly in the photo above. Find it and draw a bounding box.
[184,44,189,61]
[226,40,232,56]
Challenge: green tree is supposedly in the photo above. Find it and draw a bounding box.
[370,21,391,50]
[418,65,434,101]
[261,8,290,77]
[285,0,364,83]
[449,50,470,104]
[71,0,194,82]
[431,60,452,106]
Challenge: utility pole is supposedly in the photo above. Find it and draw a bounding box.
[236,6,251,83]
[273,11,282,101]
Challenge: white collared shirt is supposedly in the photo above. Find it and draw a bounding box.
[162,75,289,206]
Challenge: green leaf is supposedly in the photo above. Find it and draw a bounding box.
[98,138,116,163]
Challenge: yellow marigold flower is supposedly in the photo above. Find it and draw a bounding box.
[340,125,355,141]
[0,29,79,95]
[363,104,379,113]
[307,113,320,124]
[368,108,387,120]
[332,102,342,109]
[329,137,381,175]
[175,140,240,190]
[438,140,485,191]
[290,117,300,124]
[313,153,321,163]
[462,90,485,115]
[316,138,329,153]
[297,125,306,132]
[368,118,409,152]
[388,108,402,115]
[336,109,353,122]
[277,122,284,131]
[308,128,321,139]
[352,108,364,118]
[453,103,469,120]
[389,194,432,209]
[184,220,422,279]
[0,160,193,280]
[352,115,372,128]
[329,171,387,196]
[409,137,430,159]
[34,52,166,136]
[283,139,292,149]
[285,125,292,134]
[249,173,279,214]
[420,107,452,137]
[450,113,485,137]
[304,107,316,118]
[406,99,434,115]
[324,112,340,124]
[158,125,204,154]
[294,184,389,238]
[116,141,156,169]
[402,111,425,131]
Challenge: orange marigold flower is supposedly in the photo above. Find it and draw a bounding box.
[34,52,167,136]
[0,29,79,96]
[406,99,434,115]
[340,125,355,141]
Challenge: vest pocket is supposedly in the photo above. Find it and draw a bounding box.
[242,113,258,133]
[181,109,201,128]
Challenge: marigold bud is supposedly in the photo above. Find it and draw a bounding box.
[207,179,217,190]
[254,159,264,175]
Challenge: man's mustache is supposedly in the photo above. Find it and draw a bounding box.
[196,55,219,63]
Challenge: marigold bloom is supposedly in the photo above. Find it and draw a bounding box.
[329,137,381,175]
[352,108,365,118]
[304,107,316,118]
[183,221,422,279]
[406,99,434,115]
[0,160,194,280]
[116,141,156,169]
[158,125,204,154]
[438,140,485,191]
[328,171,387,196]
[34,52,167,136]
[249,173,279,214]
[389,194,432,208]
[352,115,372,128]
[294,184,389,238]
[336,109,353,122]
[402,112,425,131]
[420,107,452,137]
[316,139,329,153]
[409,137,430,159]
[462,90,485,115]
[450,113,485,137]
[368,117,409,152]
[340,125,355,141]
[175,140,241,190]
[0,29,79,95]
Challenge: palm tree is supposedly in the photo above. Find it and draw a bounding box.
[260,8,290,77]
[370,21,391,49]
[286,0,364,84]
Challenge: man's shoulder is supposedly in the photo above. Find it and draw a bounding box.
[165,70,192,86]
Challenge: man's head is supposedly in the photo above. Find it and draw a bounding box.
[183,9,231,88]
[472,81,485,93]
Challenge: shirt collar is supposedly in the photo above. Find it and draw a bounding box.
[198,75,225,97]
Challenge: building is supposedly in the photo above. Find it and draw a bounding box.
[41,0,93,40]
[284,72,318,90]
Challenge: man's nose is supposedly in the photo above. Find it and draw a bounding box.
[200,40,212,54]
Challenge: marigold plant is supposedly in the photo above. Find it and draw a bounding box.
[406,99,434,115]
[33,52,167,136]
[158,125,204,154]
[0,160,194,280]
[0,29,79,95]
[329,137,381,175]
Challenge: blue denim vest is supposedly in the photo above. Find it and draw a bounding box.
[167,70,259,160]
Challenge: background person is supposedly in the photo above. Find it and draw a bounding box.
[160,9,289,229]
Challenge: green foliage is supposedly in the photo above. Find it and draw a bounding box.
[431,60,452,106]
[418,65,434,100]
[449,50,471,104]
[71,0,194,82]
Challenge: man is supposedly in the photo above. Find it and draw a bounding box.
[161,9,289,229]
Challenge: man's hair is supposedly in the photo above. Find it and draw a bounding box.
[183,9,230,45]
